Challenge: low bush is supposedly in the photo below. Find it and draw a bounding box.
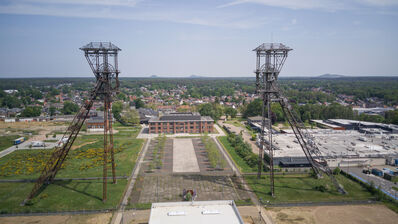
[226,133,261,169]
[201,134,225,169]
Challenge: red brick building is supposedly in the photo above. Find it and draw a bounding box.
[148,112,214,134]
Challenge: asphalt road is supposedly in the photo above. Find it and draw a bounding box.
[341,167,398,200]
[0,140,58,159]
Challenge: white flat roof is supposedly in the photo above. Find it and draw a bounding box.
[269,130,398,159]
[149,200,243,224]
[311,120,342,128]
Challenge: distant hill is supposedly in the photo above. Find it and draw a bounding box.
[318,74,345,78]
[189,75,204,78]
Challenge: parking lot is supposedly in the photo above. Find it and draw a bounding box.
[342,167,398,200]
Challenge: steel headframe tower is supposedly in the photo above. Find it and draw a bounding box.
[23,42,121,205]
[81,42,121,201]
[254,43,346,197]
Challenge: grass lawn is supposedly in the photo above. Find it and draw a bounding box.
[0,125,144,213]
[0,179,127,213]
[218,136,257,173]
[245,174,374,204]
[0,135,20,152]
[224,120,245,129]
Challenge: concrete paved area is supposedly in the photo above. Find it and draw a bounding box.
[173,138,200,173]
[130,175,249,203]
[0,138,59,159]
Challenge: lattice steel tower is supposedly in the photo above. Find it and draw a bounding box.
[254,43,345,197]
[23,42,121,204]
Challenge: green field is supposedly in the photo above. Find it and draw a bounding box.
[0,126,144,213]
[0,127,144,179]
[245,174,374,204]
[0,135,20,152]
[0,179,127,213]
[218,136,257,173]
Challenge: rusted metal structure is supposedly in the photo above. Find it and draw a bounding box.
[23,42,121,204]
[254,43,345,197]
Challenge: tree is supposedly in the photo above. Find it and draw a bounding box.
[21,106,42,117]
[242,99,262,118]
[31,89,43,99]
[22,96,32,105]
[49,106,56,116]
[358,113,384,123]
[122,109,140,126]
[134,98,145,109]
[385,110,398,125]
[112,101,124,121]
[198,103,223,121]
[2,95,22,108]
[224,107,237,119]
[62,101,79,115]
[61,86,71,95]
[49,88,60,97]
[117,93,127,101]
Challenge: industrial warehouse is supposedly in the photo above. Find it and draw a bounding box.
[255,119,398,168]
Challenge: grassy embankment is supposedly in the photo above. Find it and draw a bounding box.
[0,135,20,152]
[218,135,257,173]
[245,174,374,204]
[0,126,143,213]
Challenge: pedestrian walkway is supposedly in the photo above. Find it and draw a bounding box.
[173,138,200,173]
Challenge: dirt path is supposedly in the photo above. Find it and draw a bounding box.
[268,204,398,224]
[0,213,112,224]
[71,141,98,150]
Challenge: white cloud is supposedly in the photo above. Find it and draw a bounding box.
[218,0,398,11]
[0,2,264,29]
[22,0,142,7]
[358,0,398,7]
[218,0,347,11]
[291,18,297,25]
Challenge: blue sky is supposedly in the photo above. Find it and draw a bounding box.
[0,0,397,77]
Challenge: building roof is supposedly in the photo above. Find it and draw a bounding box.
[311,120,342,129]
[161,112,201,121]
[86,116,104,124]
[248,116,269,121]
[149,112,214,122]
[253,43,292,52]
[138,108,158,116]
[80,42,121,51]
[149,200,243,224]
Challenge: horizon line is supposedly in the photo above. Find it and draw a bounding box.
[1,74,398,79]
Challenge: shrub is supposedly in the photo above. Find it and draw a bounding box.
[185,192,192,201]
[333,167,341,175]
[226,133,259,169]
[201,134,225,169]
[314,185,327,192]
